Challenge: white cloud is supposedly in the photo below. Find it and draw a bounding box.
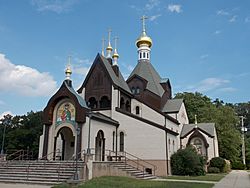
[0,111,13,120]
[186,78,230,93]
[245,17,250,23]
[0,53,57,97]
[218,87,237,92]
[217,9,229,16]
[72,57,91,77]
[149,14,161,21]
[145,0,160,11]
[200,54,209,60]
[229,15,237,22]
[167,4,182,13]
[214,30,222,35]
[31,0,78,14]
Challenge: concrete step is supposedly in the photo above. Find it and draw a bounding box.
[0,179,61,185]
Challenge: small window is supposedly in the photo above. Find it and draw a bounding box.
[147,53,149,59]
[120,132,124,152]
[100,96,111,108]
[125,100,130,112]
[120,97,125,109]
[143,52,146,58]
[136,106,140,115]
[131,87,135,94]
[140,52,142,59]
[136,87,140,94]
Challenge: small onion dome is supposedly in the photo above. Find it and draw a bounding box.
[136,31,152,48]
[112,49,119,58]
[106,45,113,51]
[65,66,72,75]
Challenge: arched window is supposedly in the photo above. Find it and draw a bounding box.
[143,52,146,58]
[125,100,130,112]
[131,87,135,94]
[193,138,203,155]
[100,96,111,108]
[136,106,140,115]
[88,97,97,109]
[147,53,149,59]
[136,87,140,94]
[168,139,171,153]
[140,52,142,59]
[120,97,125,110]
[120,132,124,152]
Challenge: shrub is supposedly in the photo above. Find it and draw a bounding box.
[207,167,220,173]
[231,161,246,170]
[209,157,226,172]
[171,146,206,176]
[223,160,231,173]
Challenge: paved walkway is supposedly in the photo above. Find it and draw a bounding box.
[213,170,250,188]
[0,183,51,188]
[153,178,216,184]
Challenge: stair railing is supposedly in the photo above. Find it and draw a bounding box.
[86,148,157,176]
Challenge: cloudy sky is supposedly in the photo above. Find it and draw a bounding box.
[0,0,250,117]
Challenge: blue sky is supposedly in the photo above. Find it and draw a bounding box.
[0,0,250,117]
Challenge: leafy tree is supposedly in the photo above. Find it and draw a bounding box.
[0,111,43,158]
[171,146,206,176]
[174,92,241,162]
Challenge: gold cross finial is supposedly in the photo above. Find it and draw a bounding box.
[101,37,106,56]
[68,55,72,66]
[108,28,112,46]
[141,15,148,33]
[114,36,119,50]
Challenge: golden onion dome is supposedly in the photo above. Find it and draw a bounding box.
[106,45,113,51]
[112,52,119,58]
[65,67,72,75]
[136,31,152,48]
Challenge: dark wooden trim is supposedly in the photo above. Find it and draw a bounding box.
[133,96,180,125]
[187,129,209,148]
[43,81,88,125]
[115,107,178,136]
[88,113,119,127]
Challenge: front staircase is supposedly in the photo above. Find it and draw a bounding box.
[110,161,157,180]
[0,160,85,185]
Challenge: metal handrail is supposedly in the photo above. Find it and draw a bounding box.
[6,149,24,160]
[87,148,157,176]
[39,149,61,160]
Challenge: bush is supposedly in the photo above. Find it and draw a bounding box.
[207,167,220,173]
[171,146,206,176]
[231,161,246,170]
[223,160,231,173]
[209,157,226,172]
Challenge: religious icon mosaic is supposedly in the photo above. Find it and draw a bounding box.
[56,102,75,126]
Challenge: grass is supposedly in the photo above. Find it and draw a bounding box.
[53,176,214,188]
[165,173,226,182]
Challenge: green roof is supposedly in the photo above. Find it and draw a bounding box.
[128,60,165,97]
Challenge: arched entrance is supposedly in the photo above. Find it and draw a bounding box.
[54,126,75,160]
[95,130,105,161]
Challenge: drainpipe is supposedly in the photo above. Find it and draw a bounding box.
[87,113,92,154]
[164,117,169,176]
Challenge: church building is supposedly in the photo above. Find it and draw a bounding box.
[39,17,219,177]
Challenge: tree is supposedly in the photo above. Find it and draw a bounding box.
[0,111,43,158]
[174,92,241,162]
[171,146,206,176]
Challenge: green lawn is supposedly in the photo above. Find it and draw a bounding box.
[53,176,214,188]
[165,173,226,182]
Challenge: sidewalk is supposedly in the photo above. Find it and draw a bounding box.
[0,183,51,188]
[213,170,250,188]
